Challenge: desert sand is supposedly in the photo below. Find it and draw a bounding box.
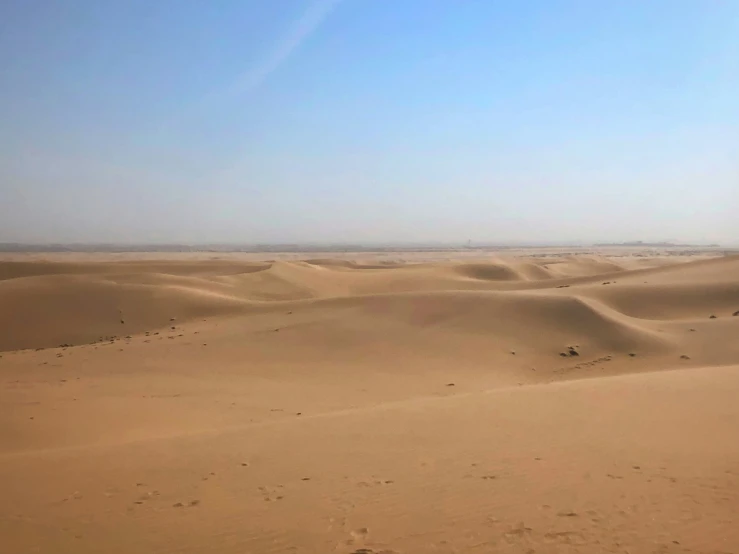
[1,249,738,553]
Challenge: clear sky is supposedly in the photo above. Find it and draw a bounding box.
[1,0,737,245]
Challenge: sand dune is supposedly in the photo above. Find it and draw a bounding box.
[543,255,627,277]
[1,251,738,553]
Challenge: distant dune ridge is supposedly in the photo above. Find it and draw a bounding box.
[2,253,739,353]
[1,251,738,553]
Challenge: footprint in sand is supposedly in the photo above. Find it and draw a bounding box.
[343,528,378,552]
[132,489,160,506]
[503,522,533,541]
[357,479,394,488]
[172,500,200,508]
[258,485,285,502]
[350,527,369,541]
[60,491,83,503]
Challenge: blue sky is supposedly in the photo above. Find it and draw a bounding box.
[1,0,737,244]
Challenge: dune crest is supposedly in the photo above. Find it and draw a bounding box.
[2,255,737,353]
[1,251,738,553]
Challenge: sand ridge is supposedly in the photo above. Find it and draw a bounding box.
[1,251,738,553]
[2,253,739,352]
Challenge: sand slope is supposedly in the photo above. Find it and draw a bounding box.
[1,252,738,553]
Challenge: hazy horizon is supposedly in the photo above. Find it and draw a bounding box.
[0,239,733,251]
[2,1,737,245]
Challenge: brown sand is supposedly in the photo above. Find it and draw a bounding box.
[1,250,738,553]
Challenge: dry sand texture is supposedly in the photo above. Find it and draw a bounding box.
[1,250,739,553]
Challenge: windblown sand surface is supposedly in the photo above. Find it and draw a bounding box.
[1,251,738,553]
